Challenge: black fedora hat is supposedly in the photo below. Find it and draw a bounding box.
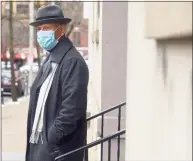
[29,5,71,27]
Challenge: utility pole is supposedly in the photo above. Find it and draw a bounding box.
[28,1,34,93]
[34,1,41,68]
[8,1,17,101]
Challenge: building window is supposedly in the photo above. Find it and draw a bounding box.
[16,2,29,16]
[73,32,81,47]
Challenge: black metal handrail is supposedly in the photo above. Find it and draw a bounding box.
[55,102,126,161]
[87,102,126,161]
[55,129,126,161]
[86,102,126,121]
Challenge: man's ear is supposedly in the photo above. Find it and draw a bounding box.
[61,25,66,36]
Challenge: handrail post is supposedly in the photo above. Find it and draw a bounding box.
[101,114,104,161]
[84,131,88,161]
[117,106,121,161]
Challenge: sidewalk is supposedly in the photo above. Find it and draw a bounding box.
[1,82,99,161]
[2,96,29,161]
[2,96,29,152]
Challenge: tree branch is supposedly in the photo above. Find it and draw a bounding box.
[66,23,75,37]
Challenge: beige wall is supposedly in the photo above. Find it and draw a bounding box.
[126,2,192,160]
[89,2,102,109]
[156,39,192,160]
[145,2,192,39]
[126,3,156,159]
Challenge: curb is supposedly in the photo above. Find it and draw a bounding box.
[2,96,29,108]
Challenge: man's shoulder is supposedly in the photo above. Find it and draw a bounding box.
[66,46,83,58]
[58,46,89,84]
[63,46,87,65]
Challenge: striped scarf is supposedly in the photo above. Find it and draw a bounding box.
[29,62,58,144]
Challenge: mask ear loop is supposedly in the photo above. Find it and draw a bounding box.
[54,25,63,41]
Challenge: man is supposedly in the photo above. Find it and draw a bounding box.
[25,5,89,161]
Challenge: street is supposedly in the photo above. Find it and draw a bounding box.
[2,95,12,104]
[2,93,23,105]
[2,96,29,161]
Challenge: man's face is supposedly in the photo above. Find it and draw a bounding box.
[37,23,66,39]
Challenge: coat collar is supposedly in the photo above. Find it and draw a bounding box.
[49,37,73,63]
[34,37,73,89]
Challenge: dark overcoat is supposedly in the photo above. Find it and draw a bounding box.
[25,37,89,161]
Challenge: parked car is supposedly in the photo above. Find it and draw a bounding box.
[1,69,25,97]
[19,62,40,73]
[76,47,88,60]
[2,61,18,70]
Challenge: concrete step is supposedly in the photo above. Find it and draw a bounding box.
[2,152,25,161]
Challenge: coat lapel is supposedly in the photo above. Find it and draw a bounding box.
[30,54,50,91]
[49,37,73,63]
[36,60,51,89]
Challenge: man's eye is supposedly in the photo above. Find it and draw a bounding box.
[44,27,50,30]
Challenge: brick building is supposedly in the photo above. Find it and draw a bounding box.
[1,1,88,62]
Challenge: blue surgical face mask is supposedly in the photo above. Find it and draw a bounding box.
[37,26,60,51]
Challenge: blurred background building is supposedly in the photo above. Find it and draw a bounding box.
[1,1,88,69]
[1,1,88,100]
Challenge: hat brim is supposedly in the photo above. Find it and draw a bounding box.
[29,18,72,27]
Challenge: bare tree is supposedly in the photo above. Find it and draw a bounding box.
[55,2,84,37]
[34,1,42,68]
[2,16,29,50]
[8,1,17,101]
[2,2,29,101]
[34,27,41,68]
